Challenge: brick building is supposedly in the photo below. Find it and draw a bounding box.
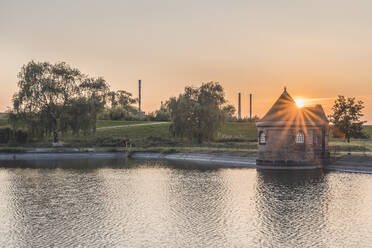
[256,88,330,169]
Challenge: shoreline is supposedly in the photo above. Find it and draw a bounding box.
[130,152,257,168]
[325,155,372,174]
[0,149,371,174]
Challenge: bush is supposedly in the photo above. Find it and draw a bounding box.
[0,128,28,144]
[331,126,344,138]
[0,128,11,143]
[99,107,152,121]
[109,107,128,120]
[94,137,129,147]
[14,130,28,143]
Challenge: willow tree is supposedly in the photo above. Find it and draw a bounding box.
[168,82,227,143]
[10,61,109,141]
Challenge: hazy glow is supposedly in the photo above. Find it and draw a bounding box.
[0,0,372,122]
[270,97,325,152]
[294,99,305,108]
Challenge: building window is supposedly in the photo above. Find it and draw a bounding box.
[259,131,266,145]
[296,131,305,144]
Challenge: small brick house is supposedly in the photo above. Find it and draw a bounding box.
[256,88,330,169]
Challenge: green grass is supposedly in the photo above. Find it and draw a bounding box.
[217,122,257,141]
[96,120,151,128]
[329,140,372,152]
[56,121,258,150]
[1,114,372,154]
[0,115,9,127]
[58,122,172,148]
[363,125,372,137]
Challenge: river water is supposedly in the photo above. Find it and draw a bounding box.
[0,158,372,248]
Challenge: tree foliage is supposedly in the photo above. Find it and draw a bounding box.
[168,82,228,143]
[222,104,236,121]
[9,61,109,141]
[153,101,171,121]
[107,90,137,109]
[328,95,368,142]
[98,90,139,120]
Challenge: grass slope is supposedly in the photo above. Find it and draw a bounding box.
[0,115,9,128]
[1,115,372,153]
[96,120,150,128]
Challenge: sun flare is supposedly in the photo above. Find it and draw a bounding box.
[294,98,305,108]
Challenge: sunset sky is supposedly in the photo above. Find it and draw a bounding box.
[1,0,372,122]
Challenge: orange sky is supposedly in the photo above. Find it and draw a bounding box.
[1,0,372,122]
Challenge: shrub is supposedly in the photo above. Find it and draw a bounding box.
[14,130,28,143]
[109,107,128,120]
[0,128,11,143]
[0,128,28,144]
[331,126,344,138]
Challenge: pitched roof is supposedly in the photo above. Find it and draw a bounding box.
[257,89,329,127]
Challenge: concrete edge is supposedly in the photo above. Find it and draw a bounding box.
[325,166,372,174]
[130,152,257,168]
[0,152,126,161]
[1,150,372,174]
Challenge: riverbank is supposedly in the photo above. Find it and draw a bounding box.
[325,155,372,174]
[0,148,256,168]
[2,120,372,155]
[130,152,257,168]
[1,148,372,174]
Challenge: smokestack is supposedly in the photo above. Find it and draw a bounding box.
[238,93,241,119]
[250,93,252,119]
[138,79,142,113]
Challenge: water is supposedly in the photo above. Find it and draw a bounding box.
[0,159,372,247]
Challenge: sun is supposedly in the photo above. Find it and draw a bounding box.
[294,98,305,108]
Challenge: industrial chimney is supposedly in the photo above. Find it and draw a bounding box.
[138,79,142,113]
[250,93,252,120]
[238,93,241,119]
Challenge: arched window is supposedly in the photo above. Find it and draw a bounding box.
[259,131,266,145]
[296,131,305,144]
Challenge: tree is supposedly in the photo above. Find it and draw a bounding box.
[168,82,228,143]
[154,101,171,121]
[222,104,236,121]
[103,90,139,120]
[328,95,368,142]
[108,90,137,109]
[10,61,109,141]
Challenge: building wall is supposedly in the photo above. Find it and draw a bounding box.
[257,125,329,165]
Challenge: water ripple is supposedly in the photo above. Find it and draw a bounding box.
[0,161,371,247]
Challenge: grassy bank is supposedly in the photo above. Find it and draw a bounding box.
[1,117,372,154]
[60,121,258,151]
[0,114,9,128]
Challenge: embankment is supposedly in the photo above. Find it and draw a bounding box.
[130,152,257,168]
[1,148,372,174]
[325,155,372,174]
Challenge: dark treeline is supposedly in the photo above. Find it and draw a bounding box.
[9,61,109,142]
[8,61,147,142]
[4,61,369,145]
[167,82,236,143]
[5,60,253,144]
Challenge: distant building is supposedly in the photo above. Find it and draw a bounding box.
[256,88,329,169]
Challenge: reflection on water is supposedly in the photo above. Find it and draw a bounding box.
[0,159,372,247]
[255,170,328,247]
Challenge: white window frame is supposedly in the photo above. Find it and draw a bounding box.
[259,131,266,145]
[296,131,305,144]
